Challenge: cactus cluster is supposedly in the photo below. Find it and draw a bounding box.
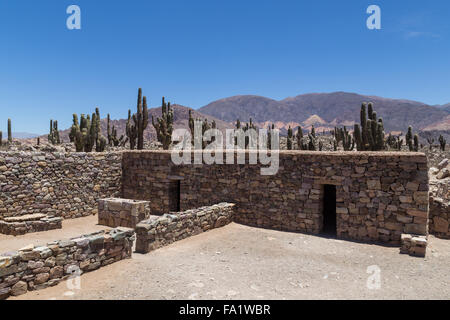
[48,120,60,145]
[188,110,217,149]
[295,126,316,150]
[353,103,385,151]
[386,134,403,151]
[107,114,126,147]
[151,96,173,150]
[234,118,257,148]
[69,107,106,152]
[334,126,355,151]
[127,89,150,150]
[405,126,419,152]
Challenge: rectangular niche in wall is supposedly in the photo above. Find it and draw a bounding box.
[322,185,337,236]
[168,180,181,212]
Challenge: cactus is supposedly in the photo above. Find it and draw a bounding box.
[126,110,137,150]
[70,108,106,152]
[406,126,414,151]
[107,114,112,146]
[439,135,446,151]
[48,120,60,145]
[133,89,149,150]
[334,126,354,151]
[426,137,434,151]
[307,133,316,151]
[267,123,275,150]
[7,118,12,143]
[37,137,40,146]
[413,134,419,152]
[353,103,385,151]
[287,126,293,150]
[152,97,174,150]
[234,118,256,148]
[318,140,323,151]
[0,131,2,146]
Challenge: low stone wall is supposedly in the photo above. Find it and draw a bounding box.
[0,152,122,220]
[429,196,450,239]
[0,228,135,300]
[135,203,234,254]
[98,198,150,228]
[0,214,62,236]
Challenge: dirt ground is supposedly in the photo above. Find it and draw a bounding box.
[7,222,450,300]
[0,215,110,253]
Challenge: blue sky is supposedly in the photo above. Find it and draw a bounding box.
[0,0,449,134]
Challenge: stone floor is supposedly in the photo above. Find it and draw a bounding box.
[7,222,450,300]
[0,215,110,253]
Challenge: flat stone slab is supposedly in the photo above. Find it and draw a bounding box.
[3,214,47,223]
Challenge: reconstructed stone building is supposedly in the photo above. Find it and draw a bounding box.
[122,150,429,245]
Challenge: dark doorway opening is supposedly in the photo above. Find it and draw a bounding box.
[322,185,337,236]
[169,180,181,212]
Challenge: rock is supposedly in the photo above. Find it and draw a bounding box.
[437,158,449,170]
[10,281,27,296]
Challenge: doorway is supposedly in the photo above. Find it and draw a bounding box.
[322,185,337,236]
[168,180,181,212]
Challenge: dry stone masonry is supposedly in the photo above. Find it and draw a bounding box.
[0,214,62,236]
[0,152,122,223]
[98,198,150,228]
[400,233,428,257]
[123,151,429,249]
[0,228,135,300]
[135,203,234,253]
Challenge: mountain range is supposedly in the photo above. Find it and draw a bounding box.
[198,92,450,133]
[36,91,449,143]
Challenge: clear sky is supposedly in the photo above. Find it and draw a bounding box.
[0,0,449,134]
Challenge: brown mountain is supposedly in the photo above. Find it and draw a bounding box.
[199,92,450,133]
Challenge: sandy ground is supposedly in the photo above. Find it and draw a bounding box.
[7,222,450,300]
[0,215,110,252]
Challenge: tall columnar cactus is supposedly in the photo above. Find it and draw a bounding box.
[152,97,174,150]
[48,120,60,145]
[296,126,307,150]
[7,118,12,143]
[267,123,275,150]
[353,103,385,151]
[439,135,446,151]
[107,114,112,146]
[287,126,293,150]
[126,110,137,150]
[0,131,2,146]
[413,134,419,152]
[426,137,435,151]
[406,126,413,151]
[134,89,149,150]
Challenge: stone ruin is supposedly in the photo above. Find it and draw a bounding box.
[2,149,450,299]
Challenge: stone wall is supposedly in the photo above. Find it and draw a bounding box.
[98,198,150,228]
[0,214,62,236]
[429,196,450,239]
[135,203,234,253]
[0,228,135,300]
[123,151,429,245]
[0,152,122,220]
